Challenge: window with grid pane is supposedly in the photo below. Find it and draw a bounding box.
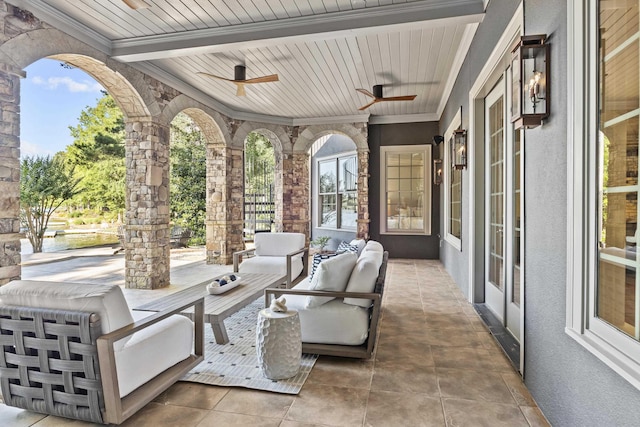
[380,145,431,235]
[318,154,357,229]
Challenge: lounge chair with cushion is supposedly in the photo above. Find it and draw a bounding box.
[0,280,204,425]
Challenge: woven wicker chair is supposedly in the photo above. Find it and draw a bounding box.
[0,286,204,424]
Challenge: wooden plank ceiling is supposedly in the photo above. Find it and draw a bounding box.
[10,0,486,125]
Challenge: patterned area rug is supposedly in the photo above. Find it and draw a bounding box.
[181,298,318,394]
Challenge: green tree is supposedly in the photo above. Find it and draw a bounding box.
[20,155,80,252]
[65,92,126,216]
[66,92,125,167]
[170,113,206,244]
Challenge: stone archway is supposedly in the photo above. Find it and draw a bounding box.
[0,19,163,285]
[232,123,294,234]
[160,96,240,264]
[294,123,370,239]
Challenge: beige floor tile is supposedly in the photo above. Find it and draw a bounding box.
[214,388,294,418]
[286,384,368,427]
[501,372,537,406]
[364,391,445,427]
[196,410,281,427]
[423,313,473,331]
[422,303,465,315]
[153,381,229,409]
[375,333,435,367]
[371,365,439,395]
[520,406,552,427]
[0,405,47,427]
[279,421,329,427]
[31,416,101,427]
[422,329,485,348]
[307,356,374,389]
[118,402,209,427]
[442,398,529,427]
[431,346,509,372]
[436,368,516,404]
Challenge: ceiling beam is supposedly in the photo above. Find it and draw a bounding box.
[111,0,485,62]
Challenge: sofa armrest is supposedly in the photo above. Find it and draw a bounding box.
[286,246,309,288]
[97,297,204,424]
[233,248,255,273]
[265,288,380,308]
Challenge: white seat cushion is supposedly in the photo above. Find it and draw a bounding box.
[287,283,369,345]
[305,252,357,308]
[115,314,193,397]
[238,255,303,279]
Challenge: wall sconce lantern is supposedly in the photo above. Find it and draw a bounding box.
[511,34,550,129]
[451,129,467,170]
[433,158,443,185]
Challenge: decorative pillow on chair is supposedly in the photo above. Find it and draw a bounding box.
[309,252,339,280]
[305,252,358,308]
[336,241,359,254]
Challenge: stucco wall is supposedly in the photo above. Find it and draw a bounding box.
[440,0,640,425]
[439,0,521,298]
[523,0,640,425]
[368,121,440,259]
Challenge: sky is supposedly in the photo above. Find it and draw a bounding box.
[20,58,105,158]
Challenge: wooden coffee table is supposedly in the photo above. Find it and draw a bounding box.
[134,272,286,344]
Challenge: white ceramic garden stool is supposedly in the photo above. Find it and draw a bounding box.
[256,308,302,380]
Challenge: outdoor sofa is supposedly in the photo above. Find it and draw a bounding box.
[266,240,388,358]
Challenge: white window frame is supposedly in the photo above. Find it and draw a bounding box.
[379,145,432,235]
[566,0,640,390]
[316,151,357,231]
[444,107,463,250]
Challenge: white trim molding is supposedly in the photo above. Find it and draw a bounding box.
[566,0,640,391]
[467,2,523,305]
[444,107,463,250]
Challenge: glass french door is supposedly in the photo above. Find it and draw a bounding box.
[485,76,523,342]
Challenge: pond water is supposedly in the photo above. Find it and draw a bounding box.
[20,233,120,254]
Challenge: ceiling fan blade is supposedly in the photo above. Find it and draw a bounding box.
[358,99,380,111]
[243,74,279,84]
[197,72,235,83]
[356,88,376,98]
[381,95,417,101]
[122,0,151,9]
[235,83,246,97]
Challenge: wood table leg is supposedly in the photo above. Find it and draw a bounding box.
[210,317,229,344]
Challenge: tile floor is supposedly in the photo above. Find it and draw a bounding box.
[1,258,550,427]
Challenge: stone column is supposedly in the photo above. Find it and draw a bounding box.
[0,64,23,285]
[124,119,171,289]
[205,144,244,264]
[357,149,370,239]
[281,152,310,238]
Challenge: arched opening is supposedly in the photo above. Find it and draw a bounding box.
[19,57,126,254]
[309,134,359,251]
[169,112,207,249]
[243,131,276,243]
